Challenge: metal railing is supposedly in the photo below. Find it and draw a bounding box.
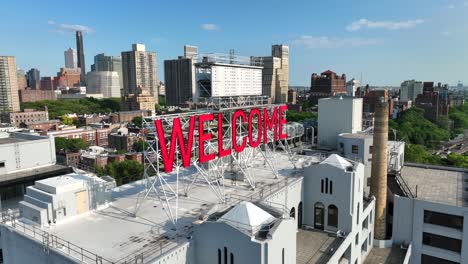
[0,210,114,264]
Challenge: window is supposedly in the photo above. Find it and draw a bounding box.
[356,203,360,225]
[424,210,463,230]
[218,249,221,264]
[0,161,5,168]
[352,145,359,154]
[421,254,459,264]
[422,232,462,253]
[282,248,285,264]
[224,247,227,264]
[330,181,333,194]
[369,145,373,154]
[328,205,338,228]
[321,180,324,193]
[230,253,234,264]
[325,178,329,193]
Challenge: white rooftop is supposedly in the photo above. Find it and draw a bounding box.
[15,152,322,263]
[34,173,104,194]
[320,154,352,170]
[219,201,275,227]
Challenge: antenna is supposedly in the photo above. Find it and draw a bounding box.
[229,49,235,64]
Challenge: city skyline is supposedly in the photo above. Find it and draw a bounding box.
[1,0,467,86]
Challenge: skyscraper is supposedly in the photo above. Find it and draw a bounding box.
[121,44,158,101]
[26,68,40,89]
[76,31,86,85]
[120,44,157,111]
[64,48,77,69]
[92,53,123,88]
[164,45,198,106]
[0,56,20,113]
[251,44,289,103]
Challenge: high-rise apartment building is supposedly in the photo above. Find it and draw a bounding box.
[251,44,289,103]
[165,58,195,106]
[64,48,77,69]
[26,68,40,89]
[92,53,123,88]
[86,71,121,98]
[309,70,347,104]
[121,44,157,111]
[16,69,27,90]
[0,56,20,113]
[76,31,86,85]
[121,44,158,102]
[400,80,423,102]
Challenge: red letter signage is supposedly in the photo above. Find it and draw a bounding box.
[248,108,262,148]
[279,105,288,140]
[198,113,216,163]
[232,110,247,153]
[155,117,195,173]
[217,113,231,158]
[263,107,278,144]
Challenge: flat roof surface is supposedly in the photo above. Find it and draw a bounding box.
[400,165,465,206]
[296,229,344,264]
[364,247,407,264]
[19,152,321,263]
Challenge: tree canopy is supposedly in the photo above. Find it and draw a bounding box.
[54,137,89,152]
[95,160,144,186]
[22,97,121,119]
[389,107,449,148]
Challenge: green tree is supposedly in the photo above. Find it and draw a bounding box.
[54,137,90,152]
[61,115,74,125]
[99,160,144,186]
[134,139,150,152]
[132,116,143,127]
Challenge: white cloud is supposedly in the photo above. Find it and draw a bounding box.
[49,22,95,34]
[201,23,220,31]
[346,18,424,31]
[292,35,381,48]
[150,37,166,44]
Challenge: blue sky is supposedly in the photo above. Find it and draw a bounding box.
[1,0,467,86]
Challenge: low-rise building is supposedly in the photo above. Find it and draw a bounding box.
[108,128,140,151]
[19,173,115,225]
[1,108,49,127]
[19,89,56,103]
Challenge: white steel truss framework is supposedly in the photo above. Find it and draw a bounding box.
[133,96,296,226]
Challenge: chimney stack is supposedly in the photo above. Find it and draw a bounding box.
[370,98,389,240]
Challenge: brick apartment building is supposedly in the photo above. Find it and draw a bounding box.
[309,70,346,104]
[46,126,111,147]
[415,82,450,122]
[19,89,56,103]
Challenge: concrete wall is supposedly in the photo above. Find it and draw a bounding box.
[0,226,78,264]
[150,242,194,264]
[0,134,56,175]
[318,97,363,148]
[265,219,296,264]
[193,222,262,264]
[393,195,468,263]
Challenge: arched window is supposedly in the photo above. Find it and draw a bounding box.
[321,179,324,193]
[224,247,227,264]
[328,204,338,228]
[325,178,329,193]
[282,248,285,264]
[357,203,360,225]
[230,253,234,264]
[218,249,221,264]
[314,202,325,230]
[290,207,296,219]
